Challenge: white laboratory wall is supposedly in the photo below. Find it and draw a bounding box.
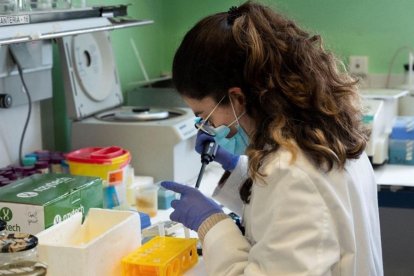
[0,102,42,167]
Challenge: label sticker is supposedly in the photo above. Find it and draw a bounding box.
[108,169,123,186]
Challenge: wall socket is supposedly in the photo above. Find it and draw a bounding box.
[349,55,369,76]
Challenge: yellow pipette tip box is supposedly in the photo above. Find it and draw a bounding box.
[121,236,198,276]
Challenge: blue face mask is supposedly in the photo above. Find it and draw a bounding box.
[197,95,249,155]
[212,124,249,155]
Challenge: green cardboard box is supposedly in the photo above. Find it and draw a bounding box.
[0,173,103,234]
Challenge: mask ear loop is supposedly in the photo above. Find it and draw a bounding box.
[227,96,246,128]
[228,96,249,147]
[197,95,227,130]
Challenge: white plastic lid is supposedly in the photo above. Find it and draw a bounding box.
[134,176,154,188]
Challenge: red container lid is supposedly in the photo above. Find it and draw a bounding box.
[66,146,130,165]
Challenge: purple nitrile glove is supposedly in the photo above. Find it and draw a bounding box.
[195,131,240,171]
[161,181,223,231]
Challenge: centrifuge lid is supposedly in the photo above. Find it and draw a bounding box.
[95,106,185,122]
[58,31,123,120]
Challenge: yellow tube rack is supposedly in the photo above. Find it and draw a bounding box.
[121,236,198,276]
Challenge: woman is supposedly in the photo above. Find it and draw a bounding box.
[161,1,383,275]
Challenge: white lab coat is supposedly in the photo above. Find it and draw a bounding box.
[204,148,383,276]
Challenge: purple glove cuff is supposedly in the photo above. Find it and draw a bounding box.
[215,148,240,171]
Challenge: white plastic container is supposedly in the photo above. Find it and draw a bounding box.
[135,184,159,217]
[36,208,141,276]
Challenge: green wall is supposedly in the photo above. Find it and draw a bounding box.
[161,0,414,75]
[52,0,414,150]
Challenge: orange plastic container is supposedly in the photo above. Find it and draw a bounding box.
[121,236,198,276]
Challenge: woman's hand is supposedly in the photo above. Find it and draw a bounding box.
[161,181,223,231]
[195,131,240,171]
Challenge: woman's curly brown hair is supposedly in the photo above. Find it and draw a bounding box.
[173,1,369,203]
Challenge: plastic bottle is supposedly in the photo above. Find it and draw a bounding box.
[22,156,37,167]
[50,153,64,173]
[34,161,49,174]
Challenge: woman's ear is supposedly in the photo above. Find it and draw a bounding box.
[228,87,245,110]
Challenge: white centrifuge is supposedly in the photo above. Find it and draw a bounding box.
[58,31,200,183]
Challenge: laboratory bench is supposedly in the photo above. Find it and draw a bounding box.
[374,164,414,187]
[373,164,414,276]
[374,164,414,208]
[374,163,414,208]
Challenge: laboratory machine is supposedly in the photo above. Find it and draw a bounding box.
[0,40,52,107]
[398,58,414,116]
[361,89,408,165]
[58,31,200,183]
[362,99,388,165]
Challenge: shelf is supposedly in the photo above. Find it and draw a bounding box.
[0,6,153,45]
[0,17,153,45]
